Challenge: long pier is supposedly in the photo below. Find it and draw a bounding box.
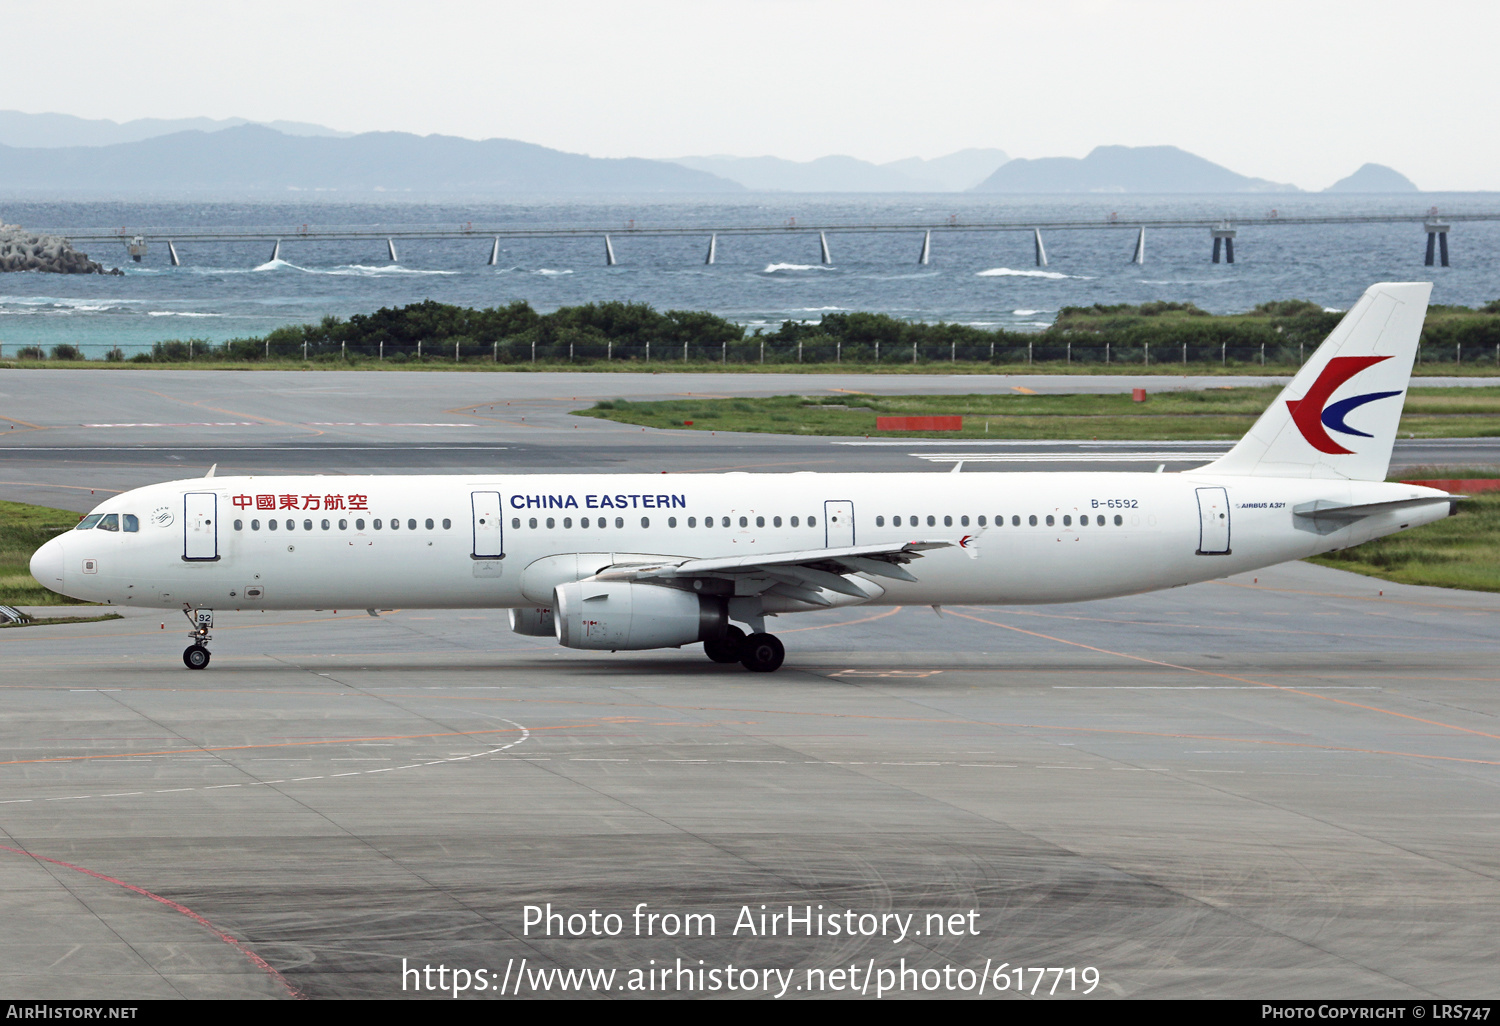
[50,211,1500,268]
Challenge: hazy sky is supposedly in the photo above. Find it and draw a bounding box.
[10,0,1498,190]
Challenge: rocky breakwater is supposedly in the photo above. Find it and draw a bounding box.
[0,223,118,273]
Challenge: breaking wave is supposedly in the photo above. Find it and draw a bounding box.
[975,267,1087,280]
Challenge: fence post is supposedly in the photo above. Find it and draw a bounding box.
[493,340,498,363]
[875,340,880,363]
[188,340,193,361]
[342,340,346,361]
[1181,342,1186,364]
[759,339,764,364]
[951,341,956,362]
[1067,342,1071,365]
[1106,342,1110,364]
[912,341,917,364]
[1144,343,1149,366]
[531,340,536,363]
[379,341,384,361]
[798,341,803,363]
[417,340,422,361]
[1027,341,1032,365]
[722,340,727,363]
[1260,342,1265,365]
[608,340,612,362]
[646,341,651,363]
[683,340,688,362]
[569,342,574,363]
[837,340,842,364]
[1458,342,1462,365]
[302,340,307,361]
[1221,342,1226,366]
[989,341,994,362]
[455,340,460,363]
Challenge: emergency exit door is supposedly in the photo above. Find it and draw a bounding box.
[183,492,219,561]
[824,500,855,547]
[471,491,504,559]
[1195,487,1231,555]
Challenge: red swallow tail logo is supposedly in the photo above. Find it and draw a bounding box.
[1286,355,1401,455]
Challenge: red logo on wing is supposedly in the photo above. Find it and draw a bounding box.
[1286,356,1392,455]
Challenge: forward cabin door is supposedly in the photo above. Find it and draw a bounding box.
[183,492,219,561]
[471,491,504,559]
[824,500,855,548]
[1195,487,1231,555]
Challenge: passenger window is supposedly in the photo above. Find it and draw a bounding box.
[1114,514,1123,526]
[1027,515,1036,526]
[123,514,139,532]
[807,516,816,527]
[356,519,366,530]
[722,516,731,527]
[321,519,330,530]
[773,516,782,527]
[563,517,572,528]
[97,514,119,531]
[528,518,537,529]
[339,519,348,530]
[234,519,243,531]
[442,518,451,529]
[251,519,261,531]
[876,516,885,526]
[978,516,986,527]
[1046,515,1055,527]
[960,515,969,527]
[641,517,650,528]
[943,515,952,527]
[304,519,313,531]
[408,519,416,530]
[614,517,623,528]
[688,517,697,527]
[373,519,382,529]
[286,519,295,530]
[926,515,935,527]
[892,515,901,527]
[269,519,279,531]
[668,517,677,527]
[704,517,713,529]
[425,518,434,530]
[790,516,798,527]
[756,516,764,528]
[546,518,555,529]
[391,519,400,530]
[1013,516,1022,527]
[739,516,747,527]
[512,518,520,529]
[1063,515,1071,526]
[580,517,590,528]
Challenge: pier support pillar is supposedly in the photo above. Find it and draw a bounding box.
[387,238,398,262]
[1424,221,1451,267]
[168,241,181,267]
[1211,227,1236,264]
[605,234,617,266]
[819,231,832,265]
[1131,227,1145,264]
[488,238,499,266]
[705,233,717,265]
[918,230,931,265]
[1033,229,1048,267]
[269,239,281,263]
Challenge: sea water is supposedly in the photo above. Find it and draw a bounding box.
[1,193,1496,357]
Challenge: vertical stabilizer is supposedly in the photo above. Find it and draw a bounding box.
[1200,282,1430,481]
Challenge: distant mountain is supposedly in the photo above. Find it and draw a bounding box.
[1324,163,1418,192]
[0,125,742,194]
[0,110,352,148]
[670,149,1007,192]
[971,145,1298,193]
[880,149,1009,191]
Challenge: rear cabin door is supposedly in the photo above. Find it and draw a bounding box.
[471,491,504,559]
[183,492,220,561]
[824,500,855,548]
[1195,487,1231,555]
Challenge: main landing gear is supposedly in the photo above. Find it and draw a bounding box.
[181,606,213,670]
[704,626,785,672]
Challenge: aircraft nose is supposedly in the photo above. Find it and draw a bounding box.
[30,536,65,591]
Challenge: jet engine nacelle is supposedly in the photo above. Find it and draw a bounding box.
[508,607,555,637]
[553,580,726,651]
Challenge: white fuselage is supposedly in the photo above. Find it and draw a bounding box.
[35,471,1449,612]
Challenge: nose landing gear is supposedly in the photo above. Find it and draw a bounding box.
[182,606,213,670]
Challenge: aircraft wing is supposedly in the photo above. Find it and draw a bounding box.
[593,540,953,605]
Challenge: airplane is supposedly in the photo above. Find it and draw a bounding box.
[29,282,1458,673]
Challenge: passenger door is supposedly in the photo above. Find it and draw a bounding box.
[1195,487,1231,555]
[183,492,220,561]
[471,492,505,578]
[824,500,855,548]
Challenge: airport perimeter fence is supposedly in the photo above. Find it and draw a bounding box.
[6,336,1500,368]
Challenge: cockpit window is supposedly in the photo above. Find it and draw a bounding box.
[122,514,139,532]
[75,514,103,530]
[96,513,120,532]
